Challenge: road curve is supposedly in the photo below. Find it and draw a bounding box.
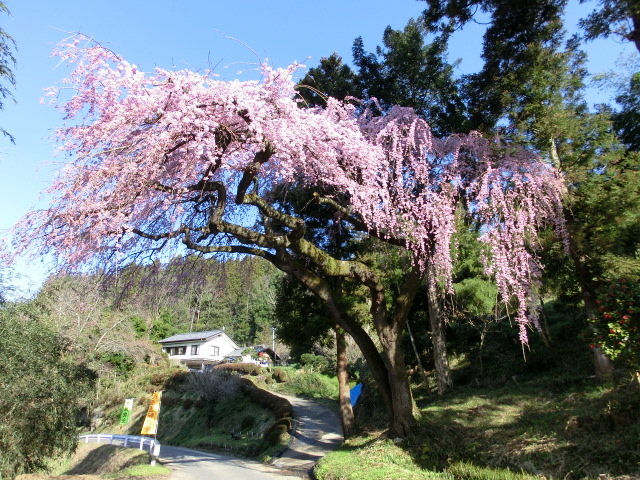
[159,394,343,480]
[159,445,302,480]
[271,394,343,476]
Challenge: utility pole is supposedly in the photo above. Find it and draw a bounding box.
[272,326,276,362]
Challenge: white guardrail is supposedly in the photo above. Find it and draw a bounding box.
[79,434,161,457]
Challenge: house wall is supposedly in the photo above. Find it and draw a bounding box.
[162,334,237,363]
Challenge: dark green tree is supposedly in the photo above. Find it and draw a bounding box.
[352,19,467,135]
[578,0,640,53]
[297,53,362,107]
[0,303,94,479]
[612,72,640,151]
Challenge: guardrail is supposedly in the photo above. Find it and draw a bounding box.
[79,434,161,457]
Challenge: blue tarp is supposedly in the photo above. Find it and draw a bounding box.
[350,383,362,407]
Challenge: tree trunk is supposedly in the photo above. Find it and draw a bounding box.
[335,327,356,437]
[568,243,615,380]
[427,278,452,395]
[275,259,395,422]
[381,327,415,437]
[406,320,428,386]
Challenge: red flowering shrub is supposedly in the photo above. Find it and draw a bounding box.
[587,278,640,375]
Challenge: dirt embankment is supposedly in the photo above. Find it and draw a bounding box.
[16,443,168,480]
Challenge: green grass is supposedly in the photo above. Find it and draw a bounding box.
[315,377,640,480]
[106,463,172,479]
[157,384,282,458]
[262,366,341,401]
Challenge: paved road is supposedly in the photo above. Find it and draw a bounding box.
[271,394,343,476]
[159,445,301,480]
[158,394,343,480]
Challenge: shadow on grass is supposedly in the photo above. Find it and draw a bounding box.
[407,378,640,479]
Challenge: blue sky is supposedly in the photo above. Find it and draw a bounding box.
[0,0,637,296]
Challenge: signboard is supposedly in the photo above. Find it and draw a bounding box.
[141,391,162,435]
[119,398,135,425]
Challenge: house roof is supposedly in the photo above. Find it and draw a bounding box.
[225,348,247,358]
[158,330,225,344]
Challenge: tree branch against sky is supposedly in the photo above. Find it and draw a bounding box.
[0,1,16,143]
[13,36,566,435]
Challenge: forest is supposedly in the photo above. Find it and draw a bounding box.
[1,0,640,478]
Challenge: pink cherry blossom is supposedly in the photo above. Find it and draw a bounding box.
[13,36,567,342]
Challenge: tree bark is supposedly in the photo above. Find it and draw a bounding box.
[371,266,423,437]
[379,325,415,437]
[335,326,356,437]
[427,276,453,395]
[270,255,396,423]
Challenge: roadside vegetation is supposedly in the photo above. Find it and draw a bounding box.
[18,443,170,480]
[314,320,640,480]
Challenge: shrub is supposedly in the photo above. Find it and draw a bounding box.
[265,423,289,446]
[164,369,189,391]
[300,353,329,373]
[160,394,181,408]
[241,415,256,430]
[289,371,334,398]
[183,370,241,403]
[0,305,95,480]
[214,362,263,376]
[586,277,640,376]
[273,368,289,383]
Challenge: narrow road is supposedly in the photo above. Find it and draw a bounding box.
[159,445,301,480]
[158,393,343,480]
[271,394,343,476]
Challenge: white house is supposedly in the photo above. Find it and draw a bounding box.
[158,330,241,371]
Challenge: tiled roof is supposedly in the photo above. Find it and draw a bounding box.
[158,330,224,343]
[225,348,246,357]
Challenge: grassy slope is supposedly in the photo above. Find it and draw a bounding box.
[18,443,170,480]
[316,374,640,480]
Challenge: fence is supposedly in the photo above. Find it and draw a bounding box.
[78,434,161,457]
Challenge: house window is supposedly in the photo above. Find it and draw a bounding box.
[169,346,186,355]
[212,346,220,356]
[191,345,199,355]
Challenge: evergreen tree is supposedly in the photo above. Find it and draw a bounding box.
[578,0,640,53]
[352,19,467,135]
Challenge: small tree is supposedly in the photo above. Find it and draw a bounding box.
[300,353,329,373]
[586,277,640,381]
[0,303,94,479]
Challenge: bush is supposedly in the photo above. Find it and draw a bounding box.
[289,371,335,398]
[214,362,263,376]
[0,304,95,479]
[160,394,182,408]
[164,369,189,391]
[272,367,289,383]
[183,370,241,402]
[586,277,640,376]
[300,353,329,373]
[265,424,289,446]
[241,415,256,430]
